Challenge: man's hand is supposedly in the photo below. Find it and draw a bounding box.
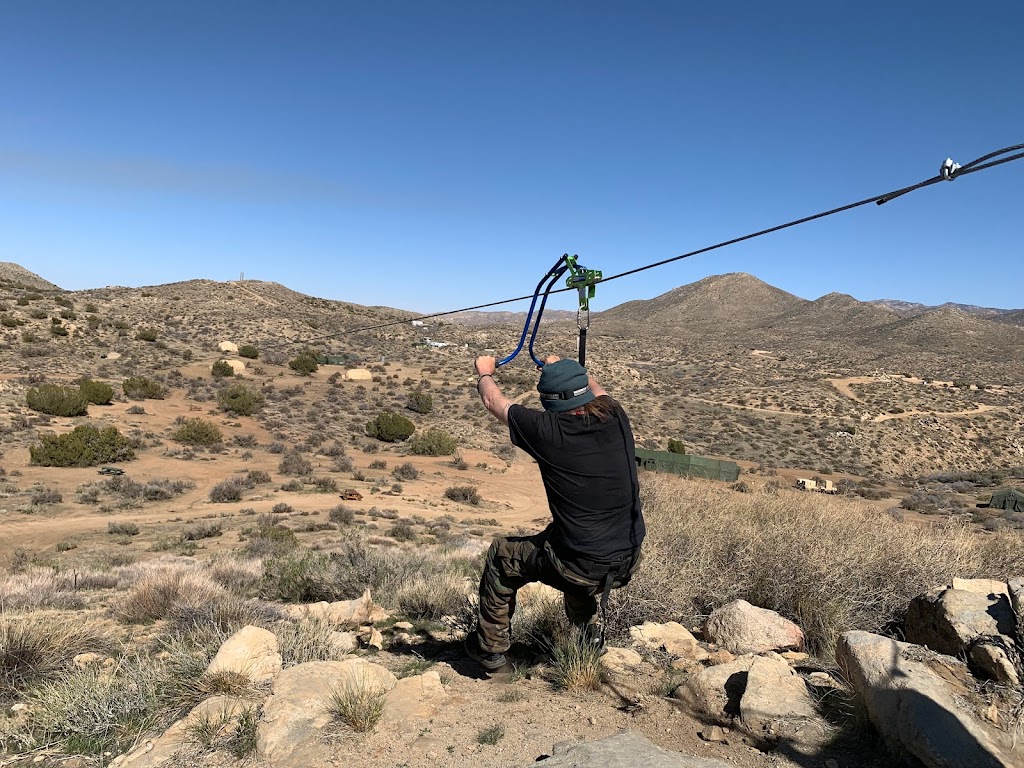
[541,355,560,366]
[475,356,497,377]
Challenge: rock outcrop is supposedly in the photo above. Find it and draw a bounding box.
[837,630,1018,768]
[702,600,804,654]
[535,729,732,767]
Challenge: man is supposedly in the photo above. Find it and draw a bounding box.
[465,353,645,672]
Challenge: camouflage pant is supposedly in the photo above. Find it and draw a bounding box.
[477,529,638,654]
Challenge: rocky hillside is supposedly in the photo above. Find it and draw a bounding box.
[0,262,62,292]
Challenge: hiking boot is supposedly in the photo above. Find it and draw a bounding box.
[582,623,607,656]
[465,631,507,671]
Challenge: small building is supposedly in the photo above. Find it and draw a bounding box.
[989,488,1024,513]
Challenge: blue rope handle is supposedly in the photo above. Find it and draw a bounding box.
[496,255,568,368]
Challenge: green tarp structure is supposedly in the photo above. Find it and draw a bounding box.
[989,488,1024,512]
[635,448,741,482]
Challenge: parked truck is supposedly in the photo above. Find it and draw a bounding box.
[795,478,837,494]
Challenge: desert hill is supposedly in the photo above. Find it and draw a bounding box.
[0,262,62,292]
[869,297,1014,318]
[599,272,805,333]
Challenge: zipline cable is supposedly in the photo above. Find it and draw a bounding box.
[262,144,1023,349]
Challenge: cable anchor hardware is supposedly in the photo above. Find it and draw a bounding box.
[563,254,602,367]
[940,157,962,181]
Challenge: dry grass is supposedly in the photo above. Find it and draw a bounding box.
[0,568,85,611]
[113,565,226,623]
[394,573,469,621]
[612,474,1024,655]
[327,676,387,733]
[278,616,352,666]
[0,614,120,698]
[547,626,604,692]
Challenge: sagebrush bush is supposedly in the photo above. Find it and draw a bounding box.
[329,505,354,525]
[114,566,227,623]
[210,478,246,503]
[107,521,140,536]
[406,391,433,414]
[30,425,134,467]
[211,359,235,378]
[122,376,166,400]
[288,350,319,375]
[278,450,312,476]
[365,411,415,443]
[172,417,223,447]
[78,379,114,405]
[394,574,467,620]
[409,428,457,456]
[444,486,481,505]
[238,344,259,359]
[278,616,351,666]
[26,384,88,417]
[392,462,419,481]
[135,328,158,342]
[609,474,1024,655]
[217,383,265,416]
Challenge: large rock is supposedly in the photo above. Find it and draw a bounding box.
[602,647,643,673]
[739,655,830,751]
[970,642,1020,687]
[703,600,804,654]
[218,340,239,353]
[837,630,1017,768]
[629,622,700,657]
[535,729,732,767]
[112,696,252,768]
[283,589,389,626]
[257,659,396,767]
[206,625,281,683]
[380,671,448,734]
[672,656,756,722]
[905,586,1016,657]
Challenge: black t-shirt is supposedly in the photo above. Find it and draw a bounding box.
[507,397,645,562]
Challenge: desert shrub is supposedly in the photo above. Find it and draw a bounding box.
[280,479,303,492]
[271,502,293,514]
[78,379,114,405]
[172,417,223,447]
[0,568,86,611]
[365,411,415,443]
[667,439,687,454]
[392,462,419,481]
[114,566,226,623]
[261,551,340,603]
[547,626,604,691]
[1,315,20,327]
[368,459,387,470]
[408,428,457,456]
[50,323,68,337]
[611,474,1024,656]
[0,615,119,697]
[182,522,223,541]
[126,405,146,415]
[328,678,386,732]
[312,476,338,493]
[122,376,166,400]
[30,425,134,467]
[135,328,158,341]
[278,451,313,476]
[210,478,247,503]
[26,384,88,417]
[278,616,351,666]
[107,521,140,536]
[30,487,62,505]
[394,574,466,620]
[211,359,234,378]
[444,486,481,505]
[406,391,433,414]
[238,344,259,359]
[247,470,271,484]
[329,505,354,525]
[217,383,265,416]
[387,521,416,542]
[244,524,299,558]
[288,350,319,376]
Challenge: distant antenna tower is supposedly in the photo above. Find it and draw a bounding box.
[239,272,244,281]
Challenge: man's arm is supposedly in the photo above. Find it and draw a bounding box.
[475,355,513,425]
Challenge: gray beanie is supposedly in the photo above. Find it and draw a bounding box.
[537,359,595,413]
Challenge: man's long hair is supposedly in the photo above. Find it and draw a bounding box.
[580,394,622,424]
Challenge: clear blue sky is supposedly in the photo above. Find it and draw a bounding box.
[1,1,1021,313]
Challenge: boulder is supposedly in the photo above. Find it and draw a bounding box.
[343,368,373,381]
[629,622,700,657]
[112,696,252,768]
[602,647,643,673]
[206,625,281,683]
[257,659,396,767]
[1008,577,1024,619]
[218,359,246,375]
[283,589,389,626]
[837,630,1017,768]
[739,655,830,751]
[953,578,1009,597]
[380,671,448,734]
[672,656,756,722]
[218,341,239,353]
[535,729,732,767]
[905,586,1016,657]
[329,631,358,654]
[703,600,804,654]
[970,642,1020,687]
